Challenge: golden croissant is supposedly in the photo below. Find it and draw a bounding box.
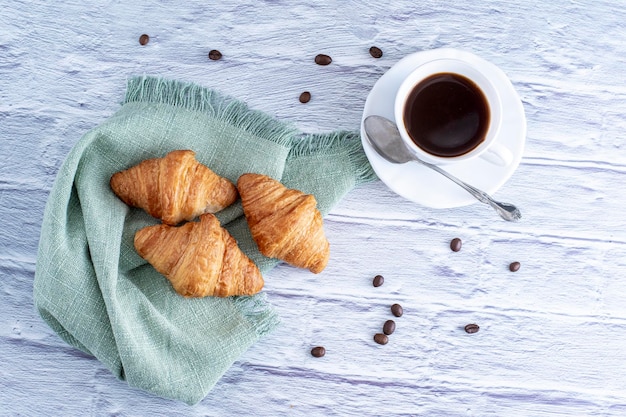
[110,150,238,225]
[134,213,264,297]
[237,173,330,274]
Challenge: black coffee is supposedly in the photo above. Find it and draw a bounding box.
[403,73,490,157]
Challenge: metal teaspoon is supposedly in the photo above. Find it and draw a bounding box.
[363,115,521,221]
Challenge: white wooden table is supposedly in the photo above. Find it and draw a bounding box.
[2,1,626,415]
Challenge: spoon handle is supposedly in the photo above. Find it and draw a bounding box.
[416,160,522,222]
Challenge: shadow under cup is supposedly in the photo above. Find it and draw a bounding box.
[395,59,502,164]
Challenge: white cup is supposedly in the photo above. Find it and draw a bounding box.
[394,58,512,166]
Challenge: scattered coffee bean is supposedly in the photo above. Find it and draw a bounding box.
[391,303,403,317]
[314,54,332,65]
[138,34,150,46]
[310,346,326,357]
[369,46,383,58]
[373,274,384,287]
[450,237,462,252]
[509,261,521,272]
[464,323,480,334]
[208,49,223,61]
[299,91,311,103]
[374,333,389,345]
[383,319,396,335]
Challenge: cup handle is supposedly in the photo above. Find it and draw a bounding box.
[479,143,512,166]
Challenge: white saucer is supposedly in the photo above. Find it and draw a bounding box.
[361,48,526,208]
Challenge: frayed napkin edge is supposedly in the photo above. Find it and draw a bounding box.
[124,75,299,150]
[289,130,378,186]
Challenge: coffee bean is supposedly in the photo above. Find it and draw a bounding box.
[450,237,462,252]
[464,323,480,334]
[374,333,389,345]
[383,319,396,335]
[509,261,521,272]
[139,34,150,46]
[310,346,326,357]
[391,303,403,317]
[373,274,384,287]
[314,54,332,65]
[299,91,311,103]
[208,49,222,61]
[369,46,383,58]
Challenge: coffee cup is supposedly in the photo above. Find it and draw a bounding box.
[394,57,511,166]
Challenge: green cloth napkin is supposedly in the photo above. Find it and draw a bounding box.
[34,75,376,405]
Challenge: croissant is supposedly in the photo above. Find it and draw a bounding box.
[134,213,264,297]
[110,150,238,225]
[237,173,330,274]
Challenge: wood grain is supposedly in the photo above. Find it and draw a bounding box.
[2,0,626,415]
